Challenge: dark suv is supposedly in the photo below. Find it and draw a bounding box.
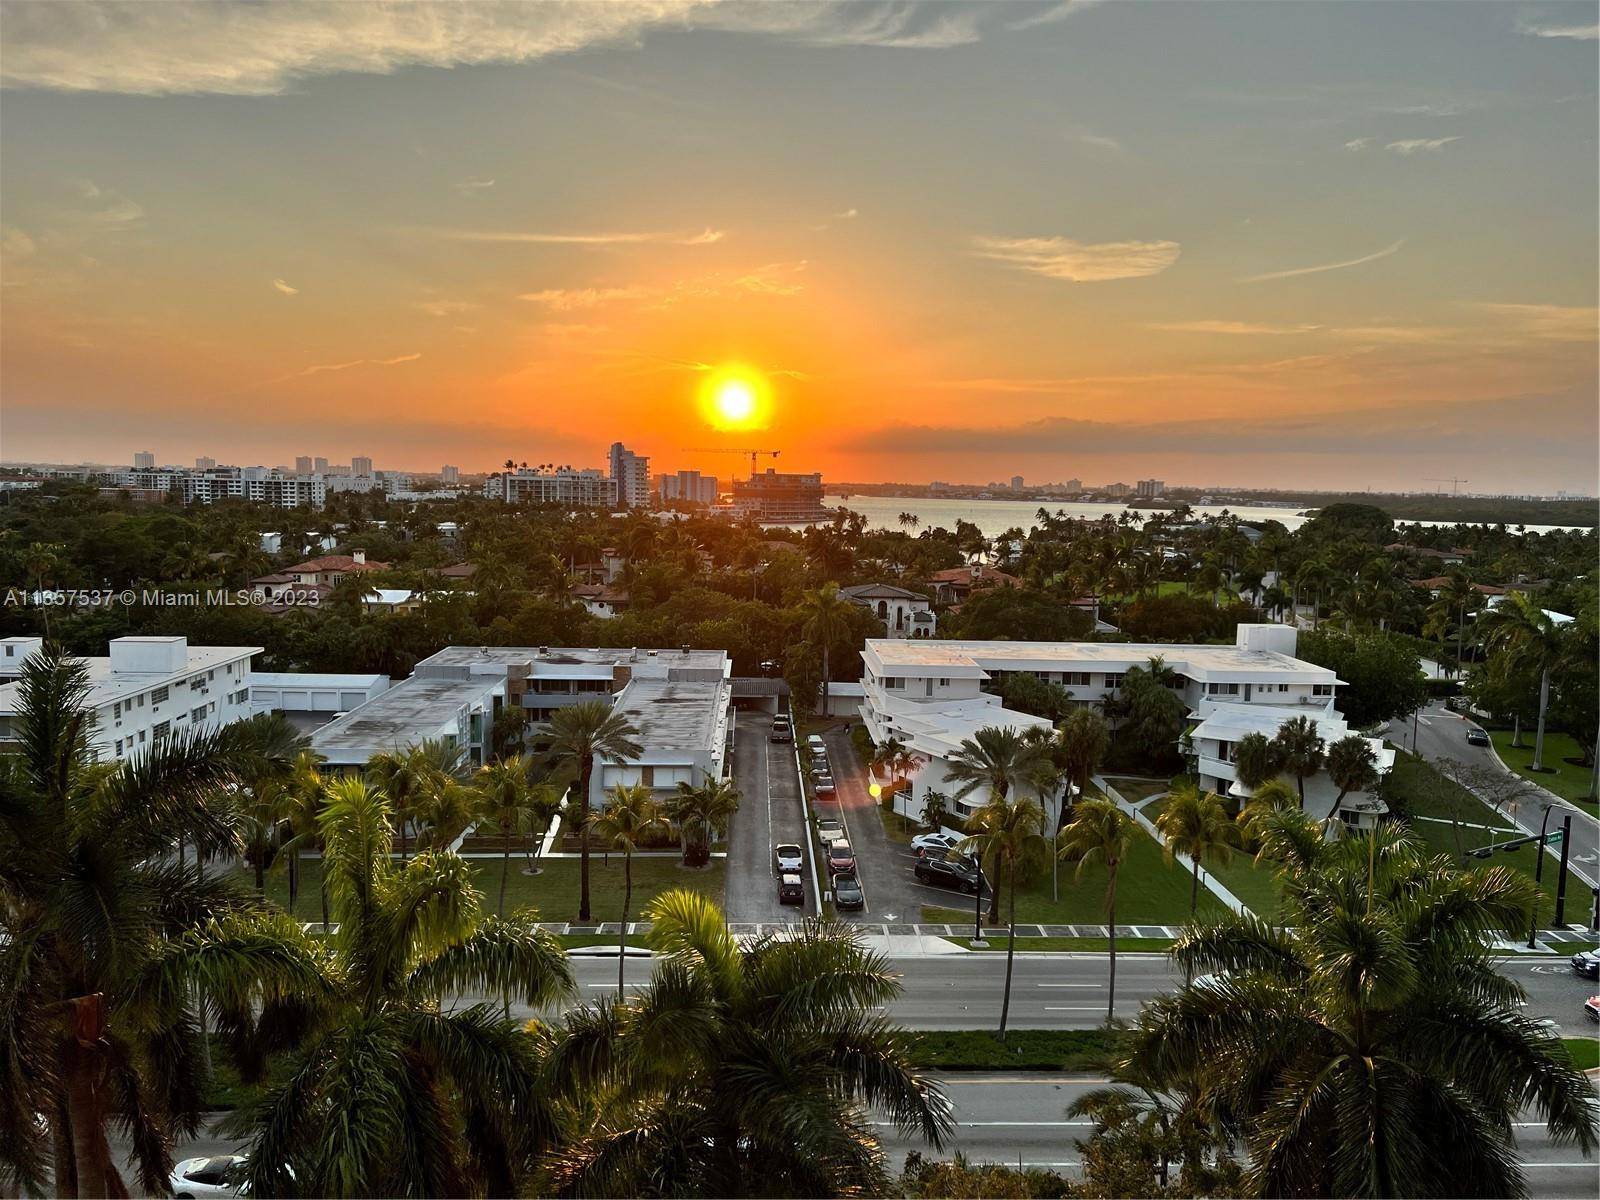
[915,854,985,894]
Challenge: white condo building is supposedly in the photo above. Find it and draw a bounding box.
[860,625,1389,828]
[0,636,260,763]
[608,442,652,509]
[486,467,617,507]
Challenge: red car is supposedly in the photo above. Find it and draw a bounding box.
[827,840,856,875]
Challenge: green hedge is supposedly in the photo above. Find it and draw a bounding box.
[906,1028,1121,1071]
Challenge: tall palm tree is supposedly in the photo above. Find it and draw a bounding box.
[1125,826,1598,1197]
[1479,591,1570,771]
[1294,557,1333,628]
[274,750,330,924]
[957,797,1050,1037]
[920,789,953,833]
[538,700,643,921]
[1273,715,1326,810]
[800,581,854,717]
[545,890,951,1195]
[1236,778,1300,848]
[228,778,575,1197]
[590,784,668,992]
[1057,706,1110,828]
[1324,735,1380,831]
[411,777,478,851]
[477,755,536,916]
[667,775,741,867]
[22,541,63,636]
[1059,798,1136,1024]
[1155,782,1239,916]
[944,726,1047,920]
[1231,730,1283,793]
[366,738,460,863]
[0,649,323,1197]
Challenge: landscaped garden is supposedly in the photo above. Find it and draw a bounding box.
[1490,729,1597,816]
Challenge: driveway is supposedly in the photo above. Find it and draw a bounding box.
[820,726,940,927]
[1387,701,1599,903]
[723,716,814,922]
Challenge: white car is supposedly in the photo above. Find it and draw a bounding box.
[816,818,846,846]
[807,734,827,751]
[170,1155,248,1199]
[912,830,964,857]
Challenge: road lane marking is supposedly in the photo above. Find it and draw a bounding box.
[1035,983,1102,988]
[1044,1005,1110,1011]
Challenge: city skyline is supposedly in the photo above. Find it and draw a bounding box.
[1,1,1596,492]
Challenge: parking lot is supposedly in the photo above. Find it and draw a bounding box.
[722,714,814,922]
[814,727,989,926]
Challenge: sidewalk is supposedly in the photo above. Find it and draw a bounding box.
[1096,776,1251,917]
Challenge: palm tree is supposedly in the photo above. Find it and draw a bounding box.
[1479,591,1570,771]
[273,750,330,924]
[545,890,952,1194]
[958,797,1050,1037]
[800,581,854,717]
[1324,735,1380,831]
[667,775,741,867]
[920,789,953,833]
[412,777,478,851]
[944,726,1047,920]
[1294,556,1333,628]
[1231,730,1282,793]
[21,541,63,636]
[0,649,322,1197]
[1155,782,1239,916]
[366,738,460,863]
[1059,798,1136,1024]
[1125,827,1598,1197]
[477,755,536,915]
[538,700,643,921]
[227,776,574,1196]
[1237,778,1300,848]
[1057,706,1110,828]
[1273,715,1326,810]
[590,784,669,992]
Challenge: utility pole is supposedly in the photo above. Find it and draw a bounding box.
[1554,813,1572,926]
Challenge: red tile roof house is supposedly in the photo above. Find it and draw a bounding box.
[281,551,390,587]
[927,564,1021,606]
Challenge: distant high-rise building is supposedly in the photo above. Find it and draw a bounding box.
[488,466,617,507]
[1010,475,1024,491]
[295,456,313,475]
[133,450,155,470]
[195,456,216,470]
[730,468,829,523]
[1104,482,1130,498]
[313,456,329,474]
[607,441,651,509]
[440,464,460,484]
[659,469,718,505]
[1135,478,1165,497]
[351,455,374,477]
[1063,477,1083,492]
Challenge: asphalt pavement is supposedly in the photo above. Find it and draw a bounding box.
[722,716,813,921]
[1388,701,1600,905]
[818,726,933,926]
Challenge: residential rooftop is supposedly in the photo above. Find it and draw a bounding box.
[309,675,501,760]
[414,644,729,676]
[610,677,731,760]
[864,637,1339,683]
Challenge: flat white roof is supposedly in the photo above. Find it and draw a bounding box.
[608,677,730,762]
[865,638,1337,684]
[251,671,389,689]
[310,675,501,760]
[0,644,259,711]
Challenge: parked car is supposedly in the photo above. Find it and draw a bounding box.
[1573,949,1600,980]
[774,843,804,874]
[912,830,964,857]
[833,872,864,911]
[771,716,794,743]
[827,840,857,875]
[813,775,836,799]
[816,817,845,845]
[807,734,827,752]
[1586,995,1600,1024]
[778,873,805,905]
[914,855,984,894]
[170,1156,248,1199]
[1465,727,1490,747]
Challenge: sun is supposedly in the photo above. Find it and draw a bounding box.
[699,364,772,431]
[715,378,756,424]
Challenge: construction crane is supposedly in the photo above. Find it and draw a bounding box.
[1423,476,1470,495]
[683,447,782,475]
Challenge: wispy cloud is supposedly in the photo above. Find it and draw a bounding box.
[435,227,724,247]
[1474,303,1598,342]
[1385,136,1461,154]
[1344,137,1374,151]
[1517,17,1599,40]
[518,286,653,310]
[1150,320,1323,335]
[296,352,421,377]
[1071,130,1124,153]
[453,177,495,194]
[1238,238,1404,284]
[1006,1,1103,32]
[0,2,1004,95]
[272,278,299,296]
[973,234,1181,282]
[413,298,475,317]
[835,207,859,220]
[519,261,806,310]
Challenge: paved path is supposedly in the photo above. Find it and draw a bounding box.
[820,725,931,925]
[1389,701,1599,910]
[723,718,813,921]
[1097,777,1249,916]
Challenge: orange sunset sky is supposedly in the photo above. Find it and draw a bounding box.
[1,1,1596,492]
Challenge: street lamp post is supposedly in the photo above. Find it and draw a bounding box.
[1526,802,1559,949]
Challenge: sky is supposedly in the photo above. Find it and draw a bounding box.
[1,0,1596,493]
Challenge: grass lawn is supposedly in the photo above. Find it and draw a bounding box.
[1139,795,1289,922]
[1491,730,1598,816]
[907,1028,1121,1071]
[1103,777,1170,805]
[878,806,919,845]
[1561,1038,1598,1072]
[255,854,725,925]
[1388,752,1569,926]
[949,936,1175,952]
[923,824,1228,926]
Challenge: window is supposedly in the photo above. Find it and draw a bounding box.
[1103,673,1125,689]
[1276,683,1290,692]
[1063,672,1091,686]
[191,707,208,723]
[1313,684,1334,697]
[152,721,170,741]
[190,676,205,691]
[151,686,168,705]
[937,678,951,688]
[113,701,122,718]
[1206,682,1240,696]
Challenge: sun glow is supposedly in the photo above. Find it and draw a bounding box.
[698,364,772,431]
